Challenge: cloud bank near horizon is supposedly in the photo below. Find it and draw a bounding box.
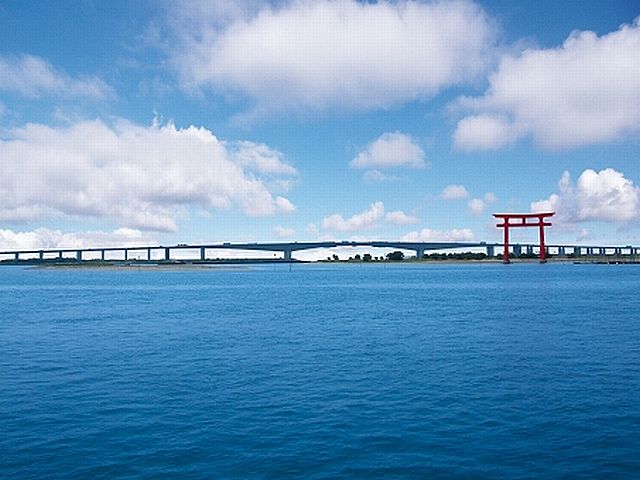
[0,119,297,232]
[0,227,155,251]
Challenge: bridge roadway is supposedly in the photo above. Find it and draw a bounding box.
[0,241,483,262]
[0,241,639,263]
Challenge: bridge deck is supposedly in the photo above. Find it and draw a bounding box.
[0,241,638,262]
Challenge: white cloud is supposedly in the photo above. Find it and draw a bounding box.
[274,196,296,213]
[351,132,425,169]
[454,17,640,150]
[0,54,113,99]
[577,228,591,242]
[401,228,475,242]
[169,0,496,115]
[385,210,419,225]
[231,141,298,175]
[363,169,388,183]
[468,198,486,215]
[484,192,497,204]
[531,195,560,215]
[441,184,470,200]
[531,169,640,224]
[575,169,639,222]
[0,227,155,251]
[273,226,295,238]
[0,119,297,231]
[306,223,319,236]
[362,169,405,183]
[454,114,522,151]
[322,201,385,232]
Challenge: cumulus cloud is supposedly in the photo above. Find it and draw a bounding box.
[168,0,496,116]
[468,198,486,215]
[484,192,497,204]
[322,201,385,232]
[0,227,155,251]
[454,17,640,150]
[577,228,591,241]
[351,132,425,169]
[361,169,407,183]
[273,226,295,238]
[0,54,113,99]
[306,223,319,236]
[320,202,420,232]
[0,119,297,231]
[401,228,475,242]
[385,210,419,225]
[441,184,470,200]
[453,114,522,151]
[531,168,640,224]
[231,141,298,175]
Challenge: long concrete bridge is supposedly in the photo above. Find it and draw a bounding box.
[0,241,482,263]
[0,240,639,263]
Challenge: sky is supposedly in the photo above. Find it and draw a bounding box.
[0,0,639,258]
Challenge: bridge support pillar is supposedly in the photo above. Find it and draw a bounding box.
[415,248,424,260]
[165,248,170,261]
[574,246,581,256]
[558,246,566,256]
[200,247,206,261]
[76,250,82,262]
[58,251,63,259]
[14,252,19,261]
[284,249,292,261]
[147,248,152,261]
[599,247,606,256]
[513,244,522,256]
[101,250,105,261]
[124,249,128,261]
[486,245,495,257]
[39,251,44,261]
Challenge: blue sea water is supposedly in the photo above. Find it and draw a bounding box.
[1,262,639,479]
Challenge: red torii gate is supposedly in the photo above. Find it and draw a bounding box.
[494,212,555,263]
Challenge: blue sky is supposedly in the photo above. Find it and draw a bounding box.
[0,0,638,255]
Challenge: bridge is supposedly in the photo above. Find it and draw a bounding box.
[0,240,639,264]
[0,241,482,263]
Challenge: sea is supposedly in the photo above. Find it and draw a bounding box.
[1,262,639,479]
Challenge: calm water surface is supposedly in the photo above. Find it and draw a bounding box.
[1,263,639,479]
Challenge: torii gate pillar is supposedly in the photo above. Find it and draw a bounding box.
[494,212,554,264]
